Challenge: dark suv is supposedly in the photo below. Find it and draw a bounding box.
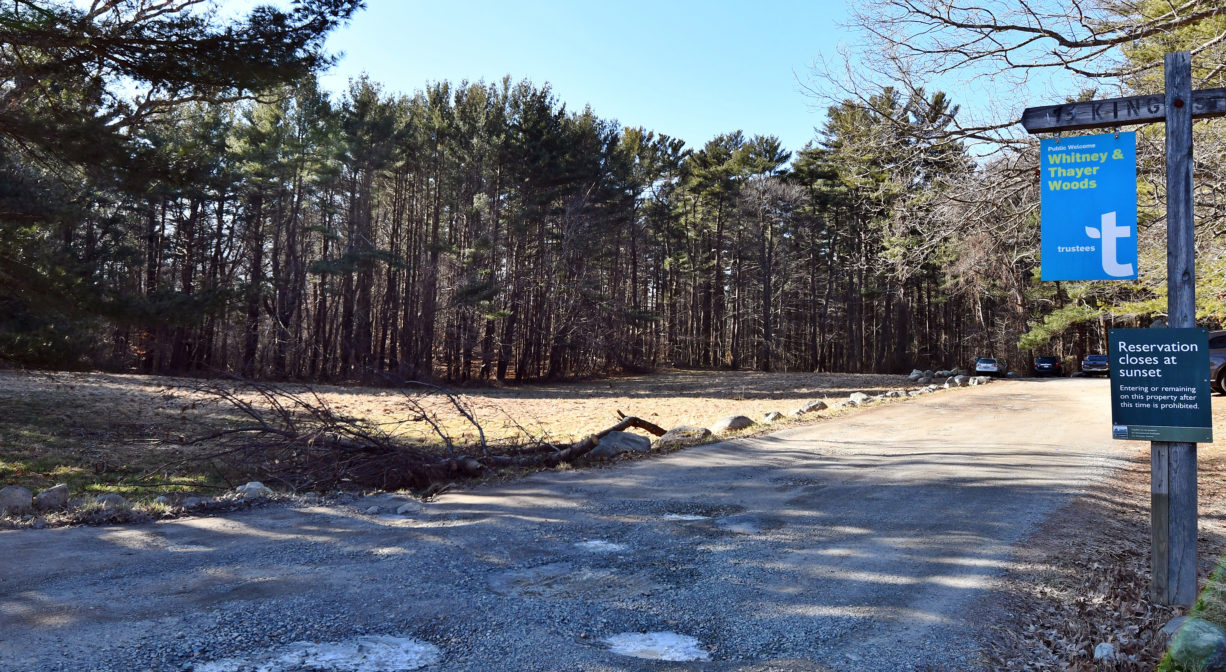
[1081,354,1110,376]
[1033,356,1062,376]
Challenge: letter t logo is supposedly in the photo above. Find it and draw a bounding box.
[1084,212,1134,277]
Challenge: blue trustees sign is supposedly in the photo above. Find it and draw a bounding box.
[1040,131,1138,280]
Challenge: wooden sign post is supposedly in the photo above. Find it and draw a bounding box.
[1022,52,1203,606]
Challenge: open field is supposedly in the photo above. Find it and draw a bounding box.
[0,368,913,501]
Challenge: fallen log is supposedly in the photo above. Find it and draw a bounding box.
[460,414,666,470]
[191,376,669,492]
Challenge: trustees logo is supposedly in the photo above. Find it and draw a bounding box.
[1085,211,1134,277]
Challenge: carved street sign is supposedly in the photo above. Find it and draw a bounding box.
[1021,87,1226,132]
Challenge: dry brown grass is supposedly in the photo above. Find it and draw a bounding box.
[0,368,912,499]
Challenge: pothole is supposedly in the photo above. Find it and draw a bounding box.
[487,562,662,599]
[193,635,440,672]
[576,540,628,553]
[715,513,785,535]
[603,631,710,661]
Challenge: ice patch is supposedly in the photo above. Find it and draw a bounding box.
[576,540,628,553]
[193,635,440,672]
[661,513,708,521]
[604,631,710,661]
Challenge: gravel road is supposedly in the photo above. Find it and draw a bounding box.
[0,378,1126,671]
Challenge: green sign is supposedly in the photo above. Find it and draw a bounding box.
[1109,328,1212,442]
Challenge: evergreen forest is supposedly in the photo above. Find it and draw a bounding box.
[5,0,1226,383]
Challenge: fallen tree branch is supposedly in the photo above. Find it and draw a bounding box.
[183,378,668,493]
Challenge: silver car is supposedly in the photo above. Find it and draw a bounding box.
[974,357,1003,376]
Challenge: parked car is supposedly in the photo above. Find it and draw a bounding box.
[1081,353,1110,376]
[1209,330,1226,393]
[974,357,1003,377]
[1033,356,1062,376]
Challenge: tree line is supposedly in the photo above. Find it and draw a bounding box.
[8,0,1222,382]
[5,67,1006,380]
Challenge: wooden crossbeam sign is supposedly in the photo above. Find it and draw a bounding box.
[1020,52,1201,607]
[1022,87,1226,132]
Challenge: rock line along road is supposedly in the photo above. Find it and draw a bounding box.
[0,378,1127,671]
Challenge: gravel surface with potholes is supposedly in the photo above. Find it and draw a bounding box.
[0,378,1127,671]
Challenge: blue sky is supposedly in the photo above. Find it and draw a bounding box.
[314,0,851,154]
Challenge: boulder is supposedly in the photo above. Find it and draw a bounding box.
[917,376,933,385]
[791,400,828,416]
[236,481,273,499]
[953,375,970,387]
[848,392,871,405]
[586,431,652,460]
[923,385,939,393]
[655,426,713,449]
[1160,616,1191,645]
[357,492,421,514]
[950,368,964,376]
[153,495,171,506]
[0,485,33,515]
[94,493,129,510]
[396,502,421,515]
[935,370,952,378]
[923,369,935,378]
[711,415,755,433]
[1167,617,1226,670]
[907,369,924,382]
[762,411,784,423]
[34,484,70,510]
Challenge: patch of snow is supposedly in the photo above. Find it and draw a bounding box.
[603,631,710,661]
[576,540,628,553]
[193,635,440,672]
[661,513,708,521]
